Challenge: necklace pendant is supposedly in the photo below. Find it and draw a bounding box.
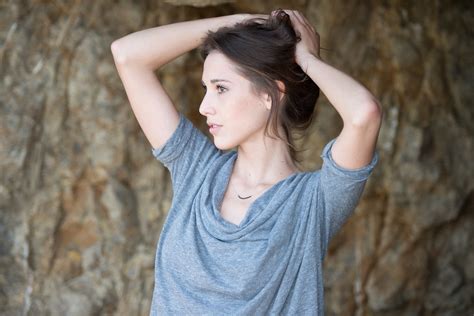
[238,194,252,200]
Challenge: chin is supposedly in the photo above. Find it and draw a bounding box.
[212,138,238,151]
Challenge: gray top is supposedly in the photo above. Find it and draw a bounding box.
[149,112,379,315]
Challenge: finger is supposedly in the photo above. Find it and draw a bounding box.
[285,10,301,30]
[278,9,314,35]
[286,10,304,26]
[282,9,298,26]
[290,10,316,36]
[270,9,280,17]
[292,10,305,22]
[294,10,315,32]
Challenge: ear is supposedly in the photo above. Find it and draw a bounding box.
[276,80,286,99]
[263,80,286,111]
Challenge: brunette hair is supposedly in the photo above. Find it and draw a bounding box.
[198,9,320,167]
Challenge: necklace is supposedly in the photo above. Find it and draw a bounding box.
[233,165,300,200]
[237,194,252,199]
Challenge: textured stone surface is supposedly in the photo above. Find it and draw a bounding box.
[1,0,473,315]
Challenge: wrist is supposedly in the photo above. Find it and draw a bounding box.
[232,13,250,24]
[297,52,321,72]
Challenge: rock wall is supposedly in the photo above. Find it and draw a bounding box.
[0,0,472,315]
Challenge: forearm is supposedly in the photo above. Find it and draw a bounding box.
[111,14,245,69]
[301,53,381,125]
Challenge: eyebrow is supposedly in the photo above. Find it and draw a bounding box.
[201,79,232,85]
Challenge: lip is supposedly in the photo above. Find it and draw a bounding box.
[208,124,222,134]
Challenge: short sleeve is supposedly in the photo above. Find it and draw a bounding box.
[151,112,221,196]
[317,137,379,249]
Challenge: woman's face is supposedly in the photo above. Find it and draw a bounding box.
[199,51,271,150]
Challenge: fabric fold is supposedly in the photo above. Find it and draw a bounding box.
[149,113,379,315]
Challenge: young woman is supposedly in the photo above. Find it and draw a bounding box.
[111,8,382,315]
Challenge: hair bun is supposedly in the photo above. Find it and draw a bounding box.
[271,8,289,22]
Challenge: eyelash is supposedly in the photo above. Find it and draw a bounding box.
[202,84,227,94]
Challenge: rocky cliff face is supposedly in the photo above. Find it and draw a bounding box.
[1,1,472,315]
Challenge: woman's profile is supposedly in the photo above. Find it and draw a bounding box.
[111,8,382,315]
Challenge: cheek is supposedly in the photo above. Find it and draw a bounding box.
[226,101,256,129]
[220,94,268,132]
[234,95,264,117]
[229,110,268,138]
[241,98,269,126]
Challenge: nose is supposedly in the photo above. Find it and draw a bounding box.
[198,97,216,116]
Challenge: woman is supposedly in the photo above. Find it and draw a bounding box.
[111,8,382,315]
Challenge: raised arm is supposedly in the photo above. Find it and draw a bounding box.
[301,55,383,169]
[110,14,248,149]
[283,9,383,170]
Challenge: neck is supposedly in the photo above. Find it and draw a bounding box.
[234,137,300,188]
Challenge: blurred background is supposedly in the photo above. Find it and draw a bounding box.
[0,0,473,315]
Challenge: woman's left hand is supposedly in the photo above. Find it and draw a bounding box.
[275,9,321,71]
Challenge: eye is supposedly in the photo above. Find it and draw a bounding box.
[201,83,227,94]
[216,84,227,94]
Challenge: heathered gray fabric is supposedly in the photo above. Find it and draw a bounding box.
[149,112,379,315]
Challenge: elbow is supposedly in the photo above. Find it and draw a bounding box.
[110,40,128,65]
[351,98,383,128]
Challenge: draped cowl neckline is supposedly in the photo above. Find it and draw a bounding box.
[149,112,379,315]
[198,150,306,241]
